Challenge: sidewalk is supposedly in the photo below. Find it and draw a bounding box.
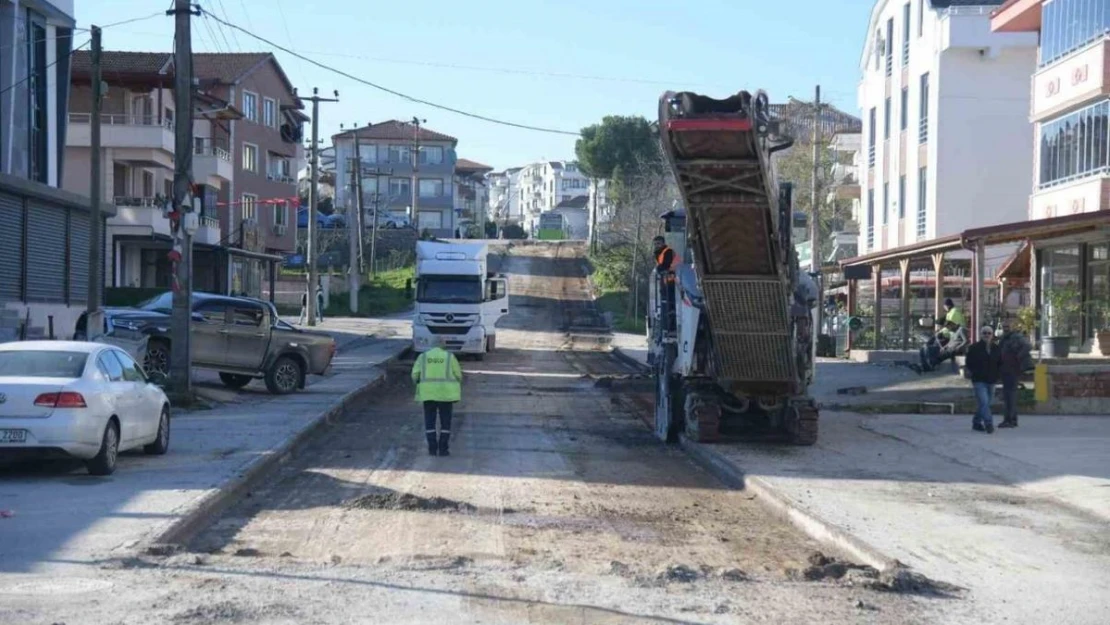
[0,335,409,575]
[611,338,1110,625]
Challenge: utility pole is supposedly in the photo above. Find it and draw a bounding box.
[343,127,359,314]
[352,124,366,273]
[809,84,823,363]
[168,0,200,397]
[86,25,103,338]
[300,88,339,326]
[409,117,425,227]
[365,167,392,277]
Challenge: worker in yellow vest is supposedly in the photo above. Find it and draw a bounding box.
[411,338,463,456]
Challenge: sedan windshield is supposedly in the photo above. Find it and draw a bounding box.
[417,276,483,304]
[0,351,88,378]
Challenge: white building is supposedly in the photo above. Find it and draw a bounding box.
[487,167,522,225]
[828,132,863,262]
[857,0,1038,263]
[510,161,589,235]
[587,178,614,246]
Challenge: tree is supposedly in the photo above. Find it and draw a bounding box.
[575,116,660,186]
[772,136,853,264]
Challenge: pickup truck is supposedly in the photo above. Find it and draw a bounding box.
[74,292,337,394]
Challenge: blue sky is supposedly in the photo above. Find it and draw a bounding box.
[76,0,873,170]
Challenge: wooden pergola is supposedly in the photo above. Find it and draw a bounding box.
[840,211,1110,352]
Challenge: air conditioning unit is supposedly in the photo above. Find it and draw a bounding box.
[272,224,287,236]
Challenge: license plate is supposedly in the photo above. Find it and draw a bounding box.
[0,429,27,443]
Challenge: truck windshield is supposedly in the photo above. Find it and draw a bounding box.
[417,275,483,304]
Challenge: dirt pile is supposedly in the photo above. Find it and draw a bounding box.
[801,551,963,596]
[343,492,477,514]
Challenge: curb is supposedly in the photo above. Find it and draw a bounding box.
[148,347,412,551]
[679,437,902,573]
[610,346,650,372]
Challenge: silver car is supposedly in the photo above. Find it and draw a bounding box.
[0,341,171,475]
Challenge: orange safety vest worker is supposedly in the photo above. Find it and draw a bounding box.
[656,245,681,283]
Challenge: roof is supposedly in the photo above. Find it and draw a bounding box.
[71,51,169,78]
[555,195,589,209]
[931,0,1006,6]
[334,120,457,144]
[0,340,110,354]
[456,158,493,173]
[548,161,563,169]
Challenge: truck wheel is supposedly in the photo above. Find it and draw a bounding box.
[144,340,171,377]
[219,372,253,390]
[265,356,304,395]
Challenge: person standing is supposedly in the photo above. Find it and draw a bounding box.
[965,325,1002,434]
[411,338,463,456]
[652,236,680,330]
[997,321,1032,428]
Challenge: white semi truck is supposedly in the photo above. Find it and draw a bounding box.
[412,241,509,358]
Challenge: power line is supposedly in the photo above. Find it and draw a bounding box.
[211,0,241,51]
[200,10,581,137]
[0,39,91,98]
[3,11,162,54]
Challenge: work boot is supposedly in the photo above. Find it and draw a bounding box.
[972,422,985,432]
[426,433,438,456]
[438,433,451,457]
[998,419,1017,428]
[985,423,995,434]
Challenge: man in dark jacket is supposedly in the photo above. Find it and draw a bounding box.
[965,325,1002,433]
[997,321,1032,428]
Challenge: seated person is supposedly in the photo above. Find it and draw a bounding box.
[919,320,968,372]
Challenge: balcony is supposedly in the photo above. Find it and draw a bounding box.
[1031,40,1110,122]
[68,113,174,169]
[109,196,171,238]
[1029,176,1110,220]
[195,214,222,246]
[193,141,233,184]
[939,6,1038,52]
[918,116,928,144]
[414,194,453,209]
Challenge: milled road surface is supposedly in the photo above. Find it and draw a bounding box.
[1,243,950,624]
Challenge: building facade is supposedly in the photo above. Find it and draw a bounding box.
[857,0,1038,264]
[992,0,1110,345]
[332,120,459,238]
[454,158,492,235]
[1,0,111,339]
[487,168,522,226]
[510,161,589,235]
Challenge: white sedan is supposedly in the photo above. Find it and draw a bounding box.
[0,341,171,475]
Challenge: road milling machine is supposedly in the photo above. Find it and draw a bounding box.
[648,90,820,445]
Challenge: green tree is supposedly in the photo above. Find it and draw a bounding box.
[772,136,853,263]
[575,116,660,186]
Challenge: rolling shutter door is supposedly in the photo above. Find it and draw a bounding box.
[25,201,67,303]
[69,211,90,304]
[0,192,24,301]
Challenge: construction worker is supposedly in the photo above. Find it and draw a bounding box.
[653,236,680,330]
[411,337,463,457]
[943,298,966,329]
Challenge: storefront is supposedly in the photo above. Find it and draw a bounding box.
[110,236,279,301]
[1035,240,1110,348]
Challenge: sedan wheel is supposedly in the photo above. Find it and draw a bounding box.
[86,421,120,476]
[144,407,170,455]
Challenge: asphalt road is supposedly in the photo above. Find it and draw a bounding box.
[0,242,950,624]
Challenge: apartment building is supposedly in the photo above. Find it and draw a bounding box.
[828,131,864,262]
[487,168,522,225]
[587,178,613,246]
[512,161,589,234]
[332,120,459,238]
[455,158,492,234]
[992,0,1110,345]
[857,0,1037,262]
[0,0,111,338]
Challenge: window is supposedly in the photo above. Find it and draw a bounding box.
[918,0,924,37]
[417,211,443,230]
[866,188,875,250]
[389,177,411,198]
[242,143,258,172]
[273,200,288,226]
[263,98,276,128]
[868,107,877,166]
[419,146,443,164]
[919,73,929,144]
[111,350,147,382]
[1040,0,1110,67]
[388,144,411,164]
[142,171,154,197]
[242,194,258,222]
[231,304,264,326]
[898,175,906,219]
[194,300,230,323]
[885,18,893,76]
[900,87,909,131]
[1039,100,1110,188]
[97,352,124,382]
[0,351,85,378]
[902,3,911,64]
[884,97,891,139]
[360,144,378,163]
[419,178,444,197]
[243,91,258,122]
[29,21,48,183]
[882,181,889,225]
[917,167,927,239]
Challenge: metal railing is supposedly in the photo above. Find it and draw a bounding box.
[945,5,993,16]
[918,115,928,143]
[113,196,161,208]
[868,144,876,167]
[200,215,220,229]
[69,113,173,128]
[194,141,231,162]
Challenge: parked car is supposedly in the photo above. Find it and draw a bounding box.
[367,210,411,229]
[74,292,337,394]
[0,341,171,475]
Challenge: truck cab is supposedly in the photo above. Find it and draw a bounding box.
[412,241,509,357]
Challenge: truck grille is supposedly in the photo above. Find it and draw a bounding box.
[428,325,471,335]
